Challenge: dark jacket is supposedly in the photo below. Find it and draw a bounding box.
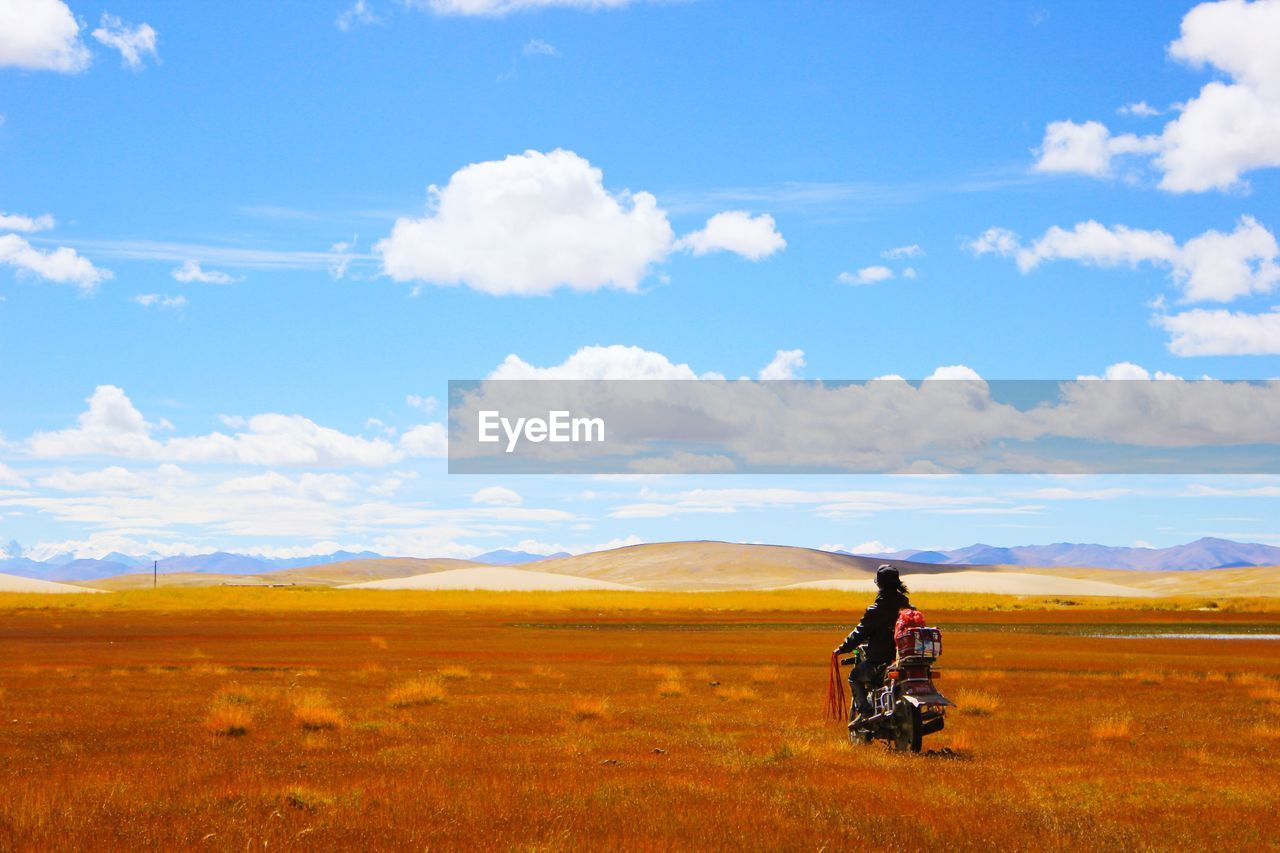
[836,588,910,663]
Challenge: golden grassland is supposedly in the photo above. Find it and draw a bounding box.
[4,585,1280,613]
[0,590,1277,850]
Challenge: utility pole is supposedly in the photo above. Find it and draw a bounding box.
[153,559,157,590]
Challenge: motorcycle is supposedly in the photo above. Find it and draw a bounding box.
[842,625,953,753]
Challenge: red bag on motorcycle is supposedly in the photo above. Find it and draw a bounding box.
[895,608,941,658]
[895,607,925,640]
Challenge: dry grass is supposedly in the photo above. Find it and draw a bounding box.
[657,679,686,698]
[953,689,1001,716]
[568,696,609,721]
[1092,714,1134,739]
[204,687,255,736]
[289,690,344,730]
[716,685,758,702]
[438,665,471,681]
[285,787,335,812]
[1251,683,1280,703]
[750,666,780,684]
[0,598,1277,849]
[387,677,446,708]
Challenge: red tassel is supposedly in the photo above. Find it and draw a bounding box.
[826,651,846,722]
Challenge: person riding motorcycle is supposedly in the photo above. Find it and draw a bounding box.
[833,564,912,721]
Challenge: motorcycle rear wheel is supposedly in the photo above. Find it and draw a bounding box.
[892,702,923,753]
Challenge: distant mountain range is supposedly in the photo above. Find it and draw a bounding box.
[0,543,571,581]
[0,537,1276,582]
[856,537,1280,571]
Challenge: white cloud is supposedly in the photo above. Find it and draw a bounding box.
[881,244,923,259]
[1156,307,1280,355]
[132,293,186,309]
[399,423,448,457]
[406,394,437,413]
[0,234,112,293]
[973,216,1280,303]
[823,540,891,554]
[758,348,805,380]
[472,485,523,506]
[0,463,28,487]
[28,385,405,466]
[675,211,786,260]
[1034,0,1280,192]
[489,344,723,380]
[505,534,642,556]
[91,14,158,70]
[409,0,648,16]
[0,211,55,232]
[1118,101,1162,117]
[336,0,378,30]
[172,259,237,284]
[838,265,895,285]
[926,365,984,381]
[328,238,356,279]
[1033,119,1160,177]
[968,227,1020,258]
[377,149,674,296]
[0,0,90,72]
[522,38,558,57]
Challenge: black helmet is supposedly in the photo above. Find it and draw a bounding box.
[875,564,900,588]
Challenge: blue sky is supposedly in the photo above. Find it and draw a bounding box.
[1,0,1278,560]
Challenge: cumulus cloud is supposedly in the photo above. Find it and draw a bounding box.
[0,234,112,293]
[1033,119,1160,177]
[1156,307,1280,355]
[376,150,780,295]
[377,150,673,295]
[399,423,448,457]
[172,260,237,284]
[758,349,805,380]
[972,216,1280,303]
[0,0,90,72]
[472,485,523,506]
[132,293,186,309]
[838,265,895,285]
[27,385,408,466]
[1033,0,1280,192]
[1118,101,1162,117]
[91,14,158,70]
[489,344,724,380]
[409,0,648,16]
[0,211,55,233]
[675,211,786,260]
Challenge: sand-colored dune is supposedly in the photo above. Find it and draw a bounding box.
[1007,564,1280,598]
[779,570,1152,597]
[340,567,643,592]
[0,572,107,594]
[525,541,926,590]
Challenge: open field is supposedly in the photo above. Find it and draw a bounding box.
[1,590,1278,850]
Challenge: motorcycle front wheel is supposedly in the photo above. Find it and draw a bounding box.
[891,701,923,753]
